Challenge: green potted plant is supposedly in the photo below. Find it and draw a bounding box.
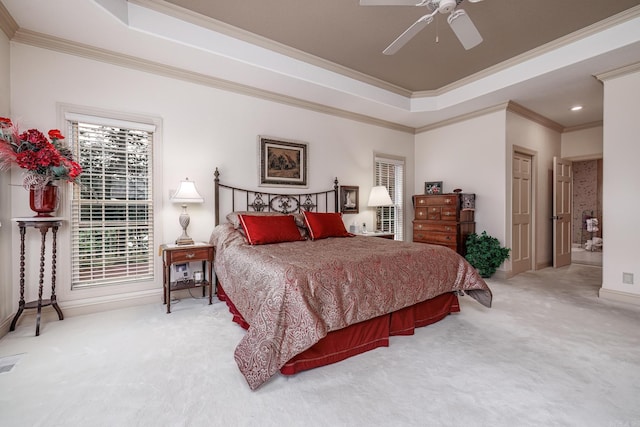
[465,231,511,278]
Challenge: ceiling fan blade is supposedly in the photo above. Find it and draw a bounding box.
[383,12,435,55]
[466,0,484,3]
[359,0,424,5]
[447,9,483,50]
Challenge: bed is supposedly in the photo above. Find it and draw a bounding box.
[209,169,492,389]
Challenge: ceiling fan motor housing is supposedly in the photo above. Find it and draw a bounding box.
[438,0,457,14]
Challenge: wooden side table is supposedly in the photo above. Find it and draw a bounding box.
[159,243,214,313]
[10,217,65,336]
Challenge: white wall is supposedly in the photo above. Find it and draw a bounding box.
[561,126,603,160]
[5,43,414,316]
[0,28,12,332]
[506,111,562,269]
[414,110,507,249]
[599,68,640,304]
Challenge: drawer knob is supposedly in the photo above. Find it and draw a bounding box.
[186,253,195,259]
[419,200,425,204]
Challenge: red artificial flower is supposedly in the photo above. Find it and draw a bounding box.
[0,117,13,128]
[48,129,64,140]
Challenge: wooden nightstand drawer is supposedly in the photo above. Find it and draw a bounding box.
[169,247,211,263]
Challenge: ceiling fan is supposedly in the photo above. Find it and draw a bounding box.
[360,0,485,54]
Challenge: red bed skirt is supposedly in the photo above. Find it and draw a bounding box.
[217,284,460,376]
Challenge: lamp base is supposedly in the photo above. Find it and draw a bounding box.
[176,205,194,245]
[175,236,194,246]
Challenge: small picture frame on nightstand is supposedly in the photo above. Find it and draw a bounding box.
[193,270,204,283]
[174,263,190,282]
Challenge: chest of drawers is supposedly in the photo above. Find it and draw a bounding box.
[413,193,475,255]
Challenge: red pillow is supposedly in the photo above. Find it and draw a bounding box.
[238,214,305,245]
[303,211,351,240]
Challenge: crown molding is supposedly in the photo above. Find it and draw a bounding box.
[596,61,640,82]
[11,28,414,134]
[563,121,603,133]
[506,101,564,133]
[415,100,571,134]
[415,102,509,134]
[131,0,412,98]
[0,1,18,40]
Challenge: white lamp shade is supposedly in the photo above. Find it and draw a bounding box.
[368,186,393,207]
[171,178,204,204]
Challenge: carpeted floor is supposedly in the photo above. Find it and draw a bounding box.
[0,264,638,427]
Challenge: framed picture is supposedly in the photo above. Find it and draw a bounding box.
[259,136,308,187]
[173,263,190,282]
[425,181,443,195]
[193,270,204,283]
[340,186,359,214]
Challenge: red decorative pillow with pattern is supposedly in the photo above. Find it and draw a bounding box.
[238,214,306,245]
[302,211,352,240]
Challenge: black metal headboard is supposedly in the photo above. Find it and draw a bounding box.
[214,168,339,226]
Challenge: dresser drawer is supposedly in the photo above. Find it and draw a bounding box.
[413,231,458,247]
[424,195,457,206]
[415,207,428,219]
[414,222,458,233]
[424,206,458,221]
[168,247,211,263]
[424,232,458,245]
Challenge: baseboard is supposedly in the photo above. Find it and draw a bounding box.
[0,289,163,339]
[599,288,640,307]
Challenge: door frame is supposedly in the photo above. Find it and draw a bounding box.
[509,145,538,276]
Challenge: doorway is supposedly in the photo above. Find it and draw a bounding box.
[571,159,603,267]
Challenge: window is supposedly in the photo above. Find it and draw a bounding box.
[67,113,156,289]
[375,155,405,240]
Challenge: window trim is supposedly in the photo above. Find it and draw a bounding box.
[374,153,406,241]
[56,103,164,301]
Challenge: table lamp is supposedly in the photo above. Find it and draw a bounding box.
[171,178,204,245]
[368,186,393,232]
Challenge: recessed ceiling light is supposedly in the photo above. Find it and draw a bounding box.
[571,105,583,111]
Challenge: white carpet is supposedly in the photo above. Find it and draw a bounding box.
[0,264,639,427]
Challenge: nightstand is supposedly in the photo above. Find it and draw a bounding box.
[159,242,214,313]
[353,231,395,239]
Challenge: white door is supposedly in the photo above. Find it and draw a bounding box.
[553,157,572,268]
[512,152,533,274]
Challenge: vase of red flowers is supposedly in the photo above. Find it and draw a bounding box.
[0,117,82,216]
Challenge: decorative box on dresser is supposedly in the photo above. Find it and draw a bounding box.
[412,193,475,256]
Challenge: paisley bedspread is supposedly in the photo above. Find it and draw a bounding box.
[210,223,492,389]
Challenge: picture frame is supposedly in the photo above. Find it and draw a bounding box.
[259,136,308,187]
[425,181,443,195]
[173,263,190,282]
[340,186,359,214]
[193,270,204,283]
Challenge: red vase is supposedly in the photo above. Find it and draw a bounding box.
[29,184,60,217]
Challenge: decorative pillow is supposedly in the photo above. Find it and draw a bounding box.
[303,211,352,240]
[238,214,306,245]
[226,211,284,229]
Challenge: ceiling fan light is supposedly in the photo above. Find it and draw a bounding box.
[438,0,457,14]
[448,9,483,50]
